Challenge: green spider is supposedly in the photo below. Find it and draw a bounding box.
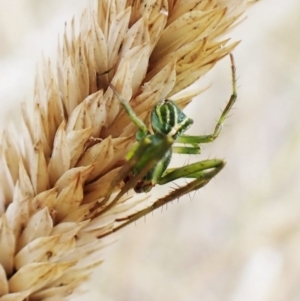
[96,54,237,234]
[112,54,236,192]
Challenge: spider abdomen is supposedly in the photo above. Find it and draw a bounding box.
[151,100,193,139]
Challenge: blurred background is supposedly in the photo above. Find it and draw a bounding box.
[0,0,299,300]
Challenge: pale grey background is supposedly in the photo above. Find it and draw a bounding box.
[0,1,299,300]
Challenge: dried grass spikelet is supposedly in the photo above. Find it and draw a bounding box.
[0,0,252,299]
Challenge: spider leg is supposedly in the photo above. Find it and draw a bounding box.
[176,54,237,145]
[93,133,173,217]
[172,144,201,155]
[109,84,148,140]
[158,159,224,185]
[97,159,224,238]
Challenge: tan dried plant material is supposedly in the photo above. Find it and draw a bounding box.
[0,0,253,299]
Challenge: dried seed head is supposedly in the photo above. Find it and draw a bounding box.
[0,0,251,299]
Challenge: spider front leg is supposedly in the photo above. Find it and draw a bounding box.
[97,158,225,238]
[176,53,237,145]
[109,84,148,140]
